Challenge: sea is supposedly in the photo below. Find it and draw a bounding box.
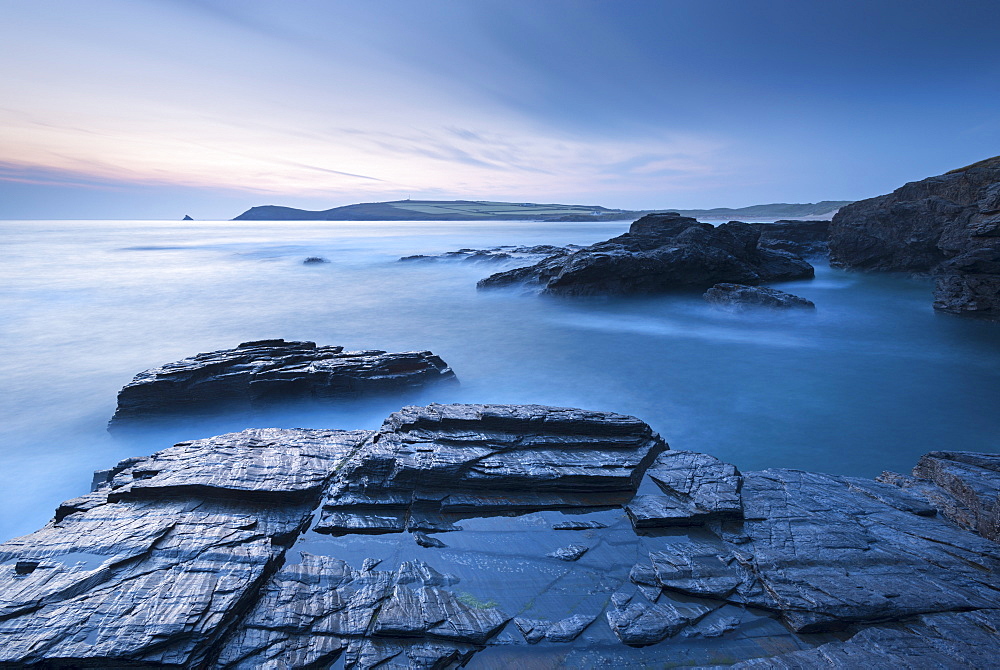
[1,218,999,544]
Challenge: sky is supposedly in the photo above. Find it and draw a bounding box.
[1,0,999,219]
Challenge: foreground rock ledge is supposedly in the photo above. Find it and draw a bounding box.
[109,339,456,426]
[1,405,998,668]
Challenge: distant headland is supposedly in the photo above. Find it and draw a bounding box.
[231,199,851,222]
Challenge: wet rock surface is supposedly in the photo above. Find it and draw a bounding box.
[703,283,815,311]
[316,403,666,535]
[2,403,999,668]
[110,339,456,426]
[478,213,814,296]
[830,155,1000,319]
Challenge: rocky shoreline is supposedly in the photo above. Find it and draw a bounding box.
[2,403,998,668]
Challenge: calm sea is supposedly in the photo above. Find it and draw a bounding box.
[1,219,998,542]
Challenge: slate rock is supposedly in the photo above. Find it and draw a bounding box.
[478,213,814,296]
[317,403,666,533]
[642,468,1000,632]
[606,595,713,645]
[546,544,589,561]
[703,283,815,311]
[712,609,1000,669]
[110,339,456,425]
[0,428,367,667]
[514,614,595,643]
[627,450,742,528]
[881,450,1000,541]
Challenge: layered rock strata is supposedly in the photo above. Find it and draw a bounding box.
[830,155,1000,319]
[703,283,815,311]
[110,339,456,425]
[316,403,666,535]
[1,404,998,668]
[478,213,814,296]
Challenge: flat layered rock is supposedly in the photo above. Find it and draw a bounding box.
[634,468,1000,632]
[110,339,456,425]
[707,609,1000,669]
[478,213,814,296]
[3,406,999,668]
[0,428,367,667]
[879,450,1000,541]
[316,403,666,533]
[627,451,743,529]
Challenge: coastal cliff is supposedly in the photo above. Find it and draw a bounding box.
[830,156,1000,319]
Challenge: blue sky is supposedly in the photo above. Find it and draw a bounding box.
[1,0,998,219]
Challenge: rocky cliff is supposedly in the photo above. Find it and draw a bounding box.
[830,156,1000,319]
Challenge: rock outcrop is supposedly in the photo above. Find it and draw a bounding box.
[751,220,830,257]
[478,213,814,296]
[830,156,1000,319]
[703,283,815,311]
[109,340,456,426]
[2,404,999,668]
[316,403,666,535]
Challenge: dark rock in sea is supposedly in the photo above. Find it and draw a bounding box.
[182,214,194,221]
[751,219,830,257]
[830,155,1000,319]
[303,256,329,264]
[109,339,456,426]
[3,403,1000,667]
[703,283,815,311]
[478,212,814,295]
[315,403,666,534]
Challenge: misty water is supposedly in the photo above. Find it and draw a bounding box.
[2,217,999,549]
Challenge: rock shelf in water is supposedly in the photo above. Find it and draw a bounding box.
[1,403,999,668]
[109,339,456,426]
[477,212,815,296]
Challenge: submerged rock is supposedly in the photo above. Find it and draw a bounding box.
[109,339,456,426]
[478,213,814,296]
[703,283,815,311]
[302,256,329,264]
[830,155,1000,319]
